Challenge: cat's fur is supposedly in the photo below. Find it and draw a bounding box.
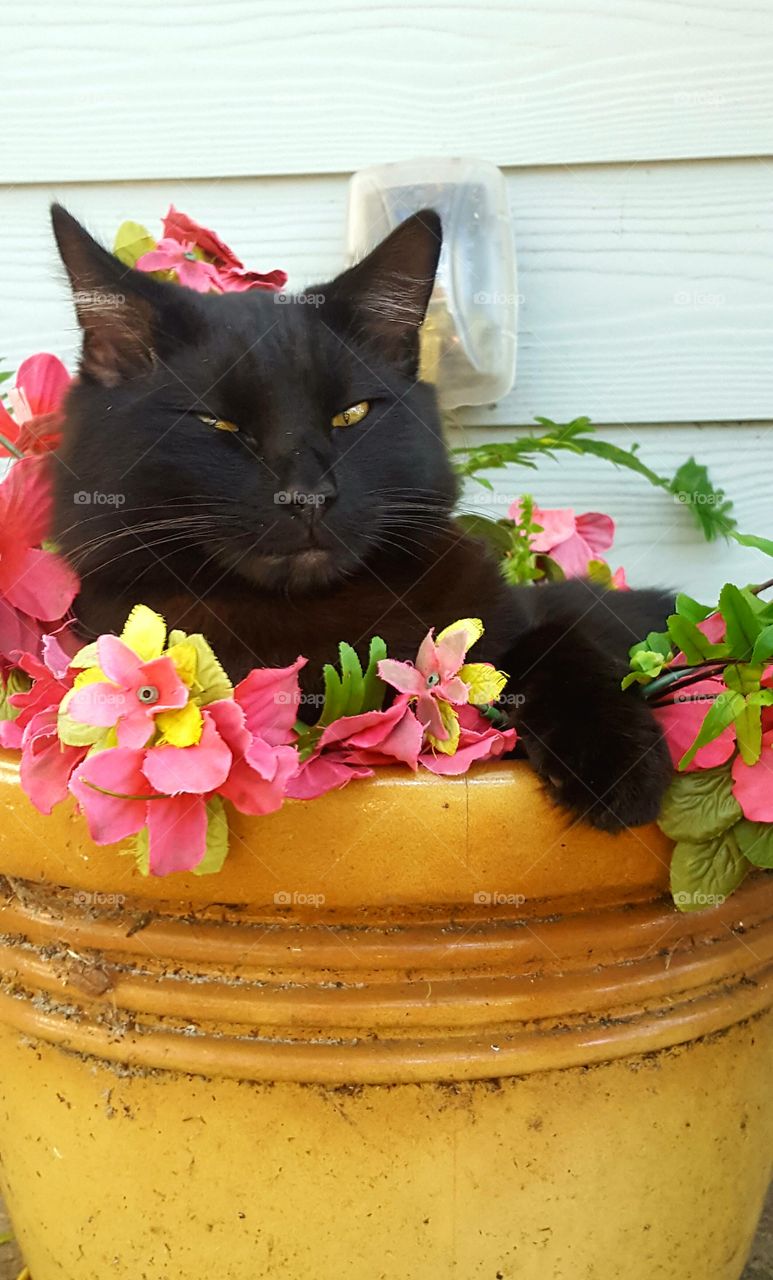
[49,204,674,831]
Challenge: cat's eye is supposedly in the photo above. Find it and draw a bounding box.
[331,401,370,429]
[193,411,239,433]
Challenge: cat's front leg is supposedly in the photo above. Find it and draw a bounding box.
[500,585,674,832]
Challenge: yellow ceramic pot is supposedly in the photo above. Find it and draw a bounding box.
[0,749,771,1279]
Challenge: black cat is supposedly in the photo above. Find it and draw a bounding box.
[49,204,673,831]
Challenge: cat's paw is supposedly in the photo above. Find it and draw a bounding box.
[518,694,673,833]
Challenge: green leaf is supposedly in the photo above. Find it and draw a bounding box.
[69,640,101,669]
[57,706,109,748]
[113,220,156,269]
[193,796,230,876]
[361,636,388,712]
[678,689,745,770]
[670,830,750,912]
[622,648,669,689]
[732,530,773,560]
[630,631,673,662]
[183,634,233,705]
[734,819,773,869]
[735,700,763,766]
[669,458,736,541]
[338,642,364,717]
[751,625,773,664]
[719,584,763,660]
[0,1230,15,1245]
[319,664,346,726]
[723,662,765,695]
[658,766,742,843]
[454,513,514,557]
[125,828,150,876]
[747,689,773,707]
[666,614,727,664]
[675,593,714,624]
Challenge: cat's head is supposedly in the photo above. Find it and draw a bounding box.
[50,204,457,595]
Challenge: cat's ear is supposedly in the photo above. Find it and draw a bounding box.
[51,204,167,388]
[324,209,442,374]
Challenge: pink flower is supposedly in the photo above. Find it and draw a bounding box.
[136,238,226,293]
[732,730,773,822]
[69,712,233,875]
[0,353,71,457]
[287,702,424,800]
[653,674,736,772]
[20,708,87,814]
[509,501,615,579]
[205,659,305,814]
[379,629,472,742]
[419,705,516,775]
[66,633,188,748]
[0,629,77,748]
[0,458,79,664]
[137,207,287,295]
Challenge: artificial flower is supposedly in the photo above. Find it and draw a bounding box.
[379,619,507,755]
[731,729,773,822]
[69,713,233,875]
[20,707,88,815]
[419,704,517,775]
[205,659,305,814]
[0,457,79,663]
[65,633,189,749]
[136,238,226,293]
[137,207,287,295]
[509,500,615,579]
[0,629,77,748]
[0,353,71,457]
[653,674,736,772]
[286,702,424,800]
[63,605,209,749]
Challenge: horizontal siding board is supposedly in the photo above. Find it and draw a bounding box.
[453,423,773,602]
[3,1,773,182]
[1,159,771,424]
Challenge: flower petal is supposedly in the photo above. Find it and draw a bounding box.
[146,794,208,875]
[97,634,144,686]
[376,659,425,696]
[120,604,167,661]
[575,512,615,557]
[233,656,306,745]
[67,680,127,728]
[142,713,231,794]
[0,547,78,621]
[69,748,150,844]
[14,353,71,419]
[732,731,773,822]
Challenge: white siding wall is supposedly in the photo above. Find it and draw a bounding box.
[1,1,772,598]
